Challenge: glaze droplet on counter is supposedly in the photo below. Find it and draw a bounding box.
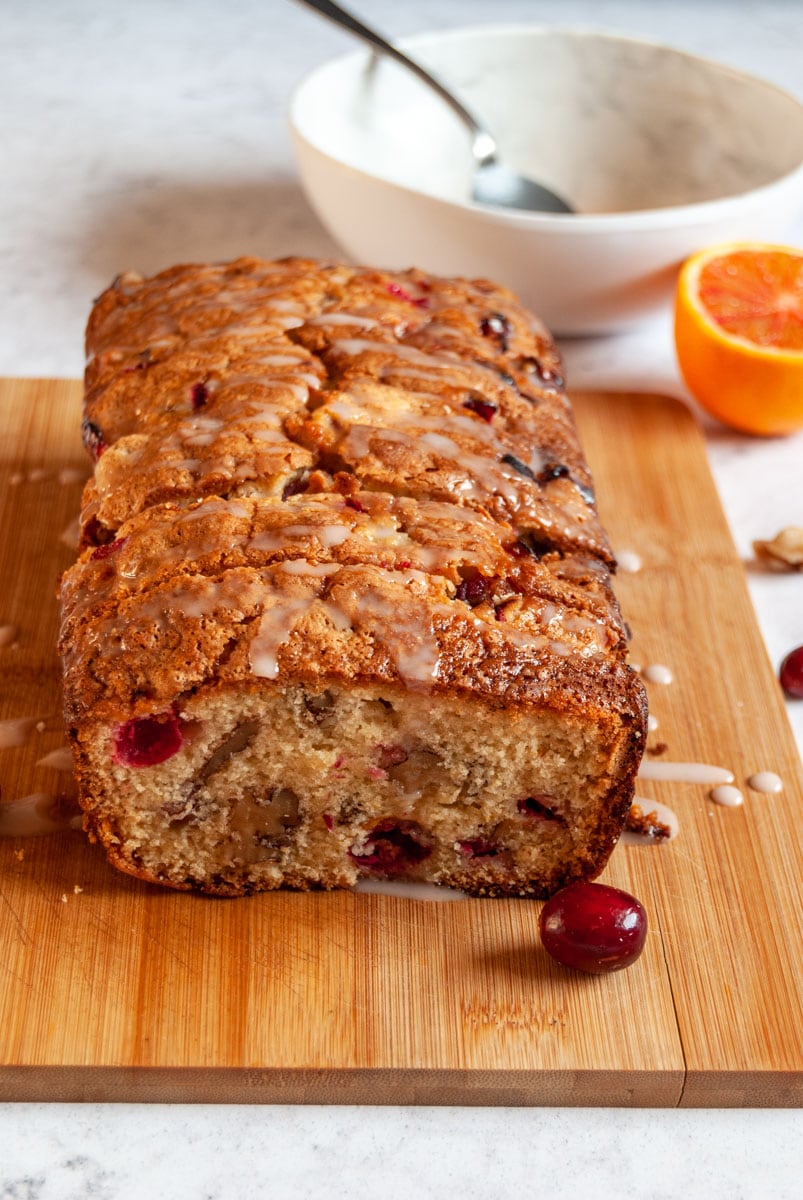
[710,784,744,807]
[747,771,783,794]
[615,549,643,573]
[0,717,45,750]
[354,879,468,901]
[36,746,75,771]
[0,793,82,837]
[641,663,673,685]
[638,760,734,784]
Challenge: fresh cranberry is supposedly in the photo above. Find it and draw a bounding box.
[90,537,127,561]
[386,282,429,308]
[349,820,431,874]
[518,796,564,823]
[376,744,408,769]
[455,575,493,607]
[81,419,107,461]
[458,838,502,859]
[282,474,308,500]
[540,881,647,974]
[479,312,511,350]
[113,713,184,768]
[779,645,803,698]
[463,396,497,423]
[190,381,209,410]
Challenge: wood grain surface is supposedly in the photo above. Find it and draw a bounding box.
[0,378,800,1106]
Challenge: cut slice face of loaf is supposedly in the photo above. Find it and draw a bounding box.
[60,256,647,897]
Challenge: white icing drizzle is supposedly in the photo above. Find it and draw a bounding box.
[281,372,320,391]
[0,624,18,648]
[307,312,380,329]
[250,599,318,678]
[181,498,252,522]
[0,717,43,750]
[279,560,341,577]
[178,415,225,447]
[621,798,680,845]
[416,501,492,526]
[314,525,351,548]
[353,879,468,901]
[252,427,289,442]
[638,761,734,784]
[360,520,403,544]
[254,352,313,366]
[249,588,349,677]
[335,392,548,505]
[642,663,673,684]
[710,784,744,808]
[0,793,83,838]
[332,338,457,369]
[616,549,643,573]
[747,771,784,795]
[347,589,440,685]
[36,747,75,772]
[251,525,352,554]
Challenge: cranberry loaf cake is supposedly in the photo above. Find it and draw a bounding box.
[60,256,647,897]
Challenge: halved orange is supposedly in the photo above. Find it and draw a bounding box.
[674,243,803,435]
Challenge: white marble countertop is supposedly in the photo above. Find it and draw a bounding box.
[1,1,801,1196]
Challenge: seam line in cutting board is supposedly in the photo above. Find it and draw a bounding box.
[649,869,688,1107]
[668,957,689,1108]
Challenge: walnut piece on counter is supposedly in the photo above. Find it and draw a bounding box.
[753,527,803,571]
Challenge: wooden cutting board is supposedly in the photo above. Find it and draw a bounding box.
[0,378,801,1107]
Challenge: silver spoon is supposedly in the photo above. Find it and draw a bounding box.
[294,0,574,214]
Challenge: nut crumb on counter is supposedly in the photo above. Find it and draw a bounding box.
[753,526,803,571]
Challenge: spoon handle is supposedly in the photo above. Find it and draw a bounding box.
[293,0,498,165]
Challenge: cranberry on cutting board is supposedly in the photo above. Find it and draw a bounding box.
[540,881,647,974]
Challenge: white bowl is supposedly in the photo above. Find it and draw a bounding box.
[289,26,803,334]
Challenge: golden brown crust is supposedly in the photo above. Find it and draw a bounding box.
[79,257,607,560]
[62,256,647,898]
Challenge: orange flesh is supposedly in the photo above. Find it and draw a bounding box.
[697,251,803,350]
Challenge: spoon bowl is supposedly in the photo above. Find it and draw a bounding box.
[294,0,572,214]
[471,159,572,213]
[289,24,803,333]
